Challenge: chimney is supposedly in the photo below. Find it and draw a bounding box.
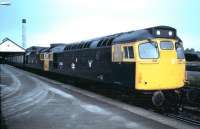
[22,19,26,49]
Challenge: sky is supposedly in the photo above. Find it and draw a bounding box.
[0,0,199,50]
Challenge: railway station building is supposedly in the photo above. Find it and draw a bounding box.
[0,38,25,64]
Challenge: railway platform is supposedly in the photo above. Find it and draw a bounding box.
[0,65,197,129]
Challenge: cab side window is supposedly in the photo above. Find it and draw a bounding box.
[123,46,134,59]
[175,42,185,59]
[112,44,123,62]
[40,54,44,60]
[124,46,129,58]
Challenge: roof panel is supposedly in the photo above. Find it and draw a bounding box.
[113,30,153,43]
[49,44,66,53]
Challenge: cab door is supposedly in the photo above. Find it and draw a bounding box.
[112,43,135,87]
[44,60,49,71]
[43,53,49,71]
[135,41,160,90]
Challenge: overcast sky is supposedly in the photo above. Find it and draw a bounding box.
[0,0,199,50]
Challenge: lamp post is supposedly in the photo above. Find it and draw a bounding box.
[0,1,11,6]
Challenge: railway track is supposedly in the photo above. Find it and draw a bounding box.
[166,114,200,126]
[184,86,200,107]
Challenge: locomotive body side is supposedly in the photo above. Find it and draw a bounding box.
[40,26,186,92]
[48,47,135,88]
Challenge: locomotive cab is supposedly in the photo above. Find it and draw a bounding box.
[112,27,186,91]
[135,39,186,91]
[40,52,53,71]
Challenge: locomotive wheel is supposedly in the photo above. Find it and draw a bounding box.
[161,90,182,112]
[152,91,165,107]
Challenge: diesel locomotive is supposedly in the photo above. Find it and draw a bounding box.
[7,26,186,107]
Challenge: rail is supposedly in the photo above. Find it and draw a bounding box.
[167,114,200,126]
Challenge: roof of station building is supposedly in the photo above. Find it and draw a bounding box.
[0,38,25,53]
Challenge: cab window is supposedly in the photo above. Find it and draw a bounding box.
[139,42,159,59]
[175,42,185,59]
[112,44,123,62]
[160,41,174,50]
[123,46,134,59]
[40,54,44,60]
[49,53,53,61]
[44,53,49,59]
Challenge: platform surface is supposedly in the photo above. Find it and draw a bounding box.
[0,65,194,129]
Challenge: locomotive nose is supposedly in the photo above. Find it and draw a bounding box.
[152,91,165,107]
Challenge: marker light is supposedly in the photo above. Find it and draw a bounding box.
[156,30,161,35]
[169,31,173,36]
